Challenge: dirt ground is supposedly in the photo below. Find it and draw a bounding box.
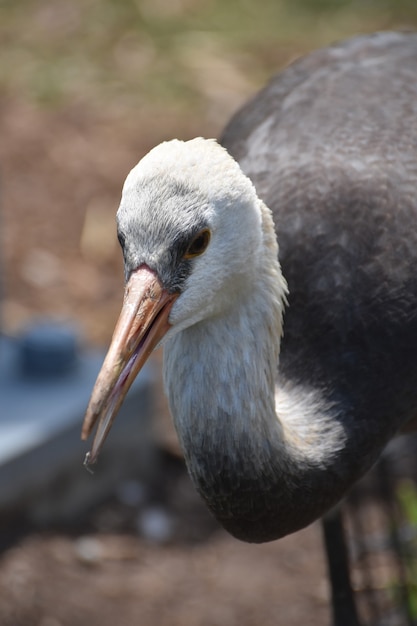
[0,95,337,626]
[0,528,330,626]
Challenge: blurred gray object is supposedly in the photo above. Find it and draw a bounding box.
[0,322,155,526]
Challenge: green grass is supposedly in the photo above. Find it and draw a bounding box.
[1,0,417,111]
[396,480,417,619]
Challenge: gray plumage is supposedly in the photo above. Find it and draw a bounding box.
[215,31,417,539]
[84,32,417,543]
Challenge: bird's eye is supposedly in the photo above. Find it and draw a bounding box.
[117,231,126,249]
[184,229,211,259]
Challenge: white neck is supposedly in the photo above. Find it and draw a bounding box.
[163,203,354,542]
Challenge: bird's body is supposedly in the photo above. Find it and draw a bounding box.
[218,30,417,539]
[83,32,417,544]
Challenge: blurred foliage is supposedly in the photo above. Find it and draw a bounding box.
[0,0,416,113]
[398,479,417,527]
[396,479,417,619]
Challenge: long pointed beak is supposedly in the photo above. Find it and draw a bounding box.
[82,265,178,469]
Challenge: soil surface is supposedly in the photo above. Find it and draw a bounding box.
[0,520,329,626]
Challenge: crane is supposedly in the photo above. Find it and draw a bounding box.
[82,32,417,624]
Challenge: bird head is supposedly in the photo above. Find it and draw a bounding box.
[82,138,266,465]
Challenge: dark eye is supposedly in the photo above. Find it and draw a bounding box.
[184,229,211,259]
[117,231,126,249]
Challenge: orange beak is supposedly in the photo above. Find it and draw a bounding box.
[82,265,178,469]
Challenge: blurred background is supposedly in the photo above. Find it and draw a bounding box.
[1,1,417,625]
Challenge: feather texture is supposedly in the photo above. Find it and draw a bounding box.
[96,32,417,542]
